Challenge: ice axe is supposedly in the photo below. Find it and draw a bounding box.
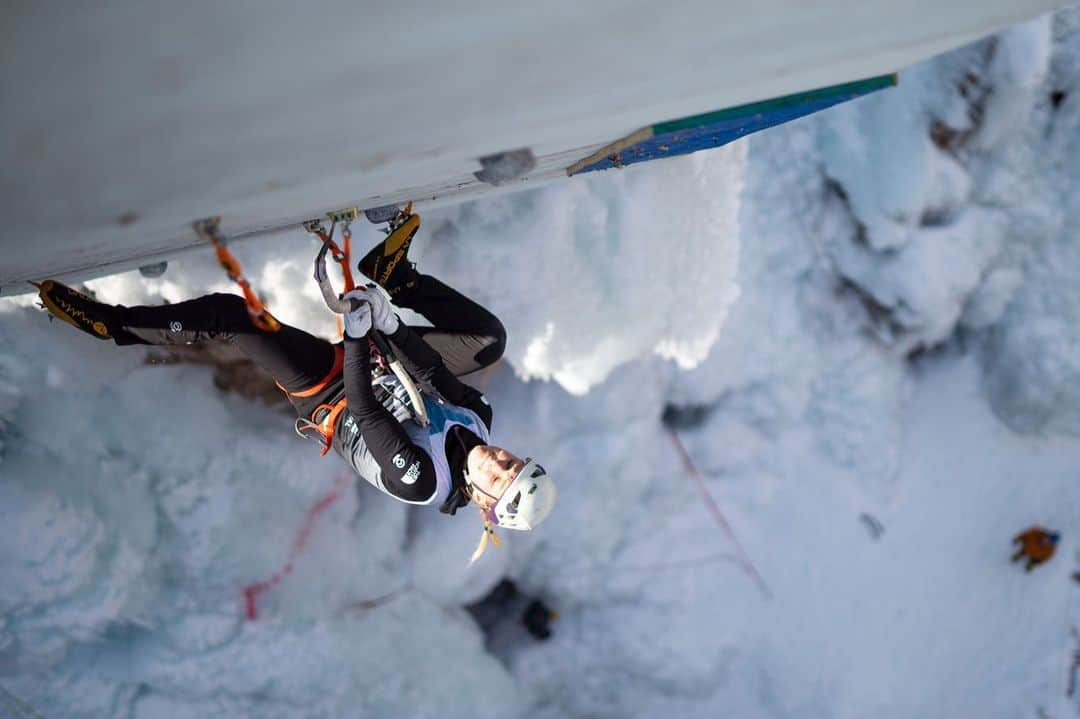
[312,236,429,427]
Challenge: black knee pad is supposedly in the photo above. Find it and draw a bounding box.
[475,324,507,367]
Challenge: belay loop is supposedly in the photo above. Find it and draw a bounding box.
[194,217,281,333]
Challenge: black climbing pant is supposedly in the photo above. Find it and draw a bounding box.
[117,274,506,416]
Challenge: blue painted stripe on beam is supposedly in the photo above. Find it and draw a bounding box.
[574,80,893,174]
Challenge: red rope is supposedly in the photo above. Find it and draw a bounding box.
[667,428,773,599]
[242,475,351,620]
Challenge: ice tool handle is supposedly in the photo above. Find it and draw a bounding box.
[307,214,429,427]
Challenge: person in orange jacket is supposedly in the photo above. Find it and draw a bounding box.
[1011,526,1060,571]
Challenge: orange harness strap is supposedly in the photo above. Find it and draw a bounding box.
[276,344,345,398]
[340,226,355,292]
[310,398,349,456]
[278,344,348,457]
[290,212,366,454]
[308,224,356,292]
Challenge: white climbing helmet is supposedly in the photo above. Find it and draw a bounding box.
[489,459,556,531]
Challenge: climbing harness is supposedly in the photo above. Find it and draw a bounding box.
[277,342,347,454]
[294,397,350,456]
[302,207,359,294]
[302,207,429,428]
[193,217,281,332]
[288,346,420,454]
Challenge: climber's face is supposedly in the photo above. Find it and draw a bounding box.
[466,444,525,509]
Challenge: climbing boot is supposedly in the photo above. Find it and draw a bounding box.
[358,208,421,299]
[34,280,144,345]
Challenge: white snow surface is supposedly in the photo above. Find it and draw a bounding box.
[3,9,1080,718]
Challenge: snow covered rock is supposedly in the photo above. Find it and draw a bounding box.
[817,67,972,252]
[825,207,1007,352]
[960,267,1023,330]
[980,238,1080,435]
[419,146,745,395]
[973,8,1080,436]
[815,18,1066,359]
[0,450,157,670]
[971,15,1053,150]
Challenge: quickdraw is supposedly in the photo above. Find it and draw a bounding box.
[193,217,281,333]
[303,207,429,427]
[302,206,359,293]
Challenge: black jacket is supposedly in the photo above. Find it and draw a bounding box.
[333,323,492,510]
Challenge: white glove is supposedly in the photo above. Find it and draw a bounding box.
[342,297,372,339]
[342,285,400,335]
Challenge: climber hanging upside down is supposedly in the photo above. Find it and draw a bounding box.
[34,208,556,560]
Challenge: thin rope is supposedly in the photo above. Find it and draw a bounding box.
[667,428,773,600]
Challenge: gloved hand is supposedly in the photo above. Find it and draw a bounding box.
[342,285,400,335]
[342,297,372,339]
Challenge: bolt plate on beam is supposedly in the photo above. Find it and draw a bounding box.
[326,207,360,223]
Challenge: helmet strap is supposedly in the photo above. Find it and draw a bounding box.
[464,472,501,506]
